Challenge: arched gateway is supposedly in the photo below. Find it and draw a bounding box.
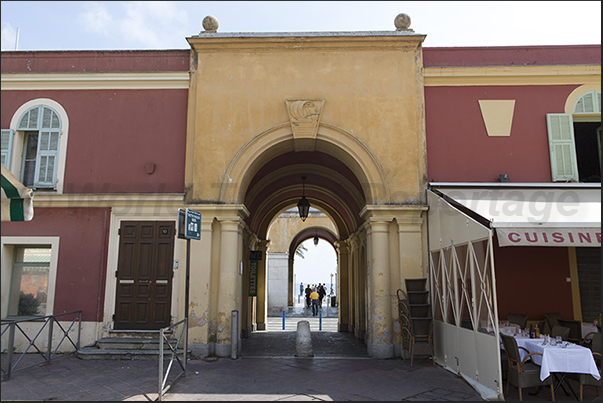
[183,29,429,359]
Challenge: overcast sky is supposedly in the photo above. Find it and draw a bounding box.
[1,1,601,51]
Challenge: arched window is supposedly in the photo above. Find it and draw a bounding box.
[16,105,62,189]
[573,90,601,114]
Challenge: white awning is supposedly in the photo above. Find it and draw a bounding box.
[430,183,601,247]
[1,164,34,222]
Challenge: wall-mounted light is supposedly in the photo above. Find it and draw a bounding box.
[297,176,310,221]
[313,230,319,246]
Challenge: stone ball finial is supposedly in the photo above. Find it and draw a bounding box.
[394,13,411,31]
[202,15,219,33]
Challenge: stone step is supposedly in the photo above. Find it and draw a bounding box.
[107,329,173,339]
[77,347,188,361]
[96,337,178,350]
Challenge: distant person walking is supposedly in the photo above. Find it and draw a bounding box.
[317,283,326,308]
[310,288,320,316]
[300,282,304,297]
[305,285,312,308]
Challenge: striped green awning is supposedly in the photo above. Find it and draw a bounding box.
[1,164,34,221]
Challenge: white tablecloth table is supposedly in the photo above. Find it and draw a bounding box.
[512,335,535,362]
[523,339,600,382]
[581,323,598,338]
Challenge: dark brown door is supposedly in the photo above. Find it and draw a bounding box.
[114,221,175,330]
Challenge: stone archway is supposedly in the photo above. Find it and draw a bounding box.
[183,31,429,359]
[219,122,390,206]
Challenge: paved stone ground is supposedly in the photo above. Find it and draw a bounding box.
[1,302,599,401]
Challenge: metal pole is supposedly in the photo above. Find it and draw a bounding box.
[282,309,286,330]
[47,316,54,363]
[184,238,190,366]
[231,310,239,359]
[7,322,15,380]
[158,328,164,401]
[319,309,322,331]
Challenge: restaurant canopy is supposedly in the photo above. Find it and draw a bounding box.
[1,164,34,222]
[429,183,601,247]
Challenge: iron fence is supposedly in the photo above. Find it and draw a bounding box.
[1,310,82,381]
[157,317,187,401]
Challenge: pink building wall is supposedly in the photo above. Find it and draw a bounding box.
[2,208,111,321]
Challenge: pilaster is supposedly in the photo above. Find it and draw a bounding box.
[255,239,269,330]
[335,241,350,332]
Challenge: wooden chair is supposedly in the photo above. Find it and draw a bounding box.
[396,288,408,301]
[398,298,410,320]
[400,315,435,367]
[580,332,601,354]
[545,312,562,331]
[537,319,548,335]
[508,313,529,329]
[558,319,582,343]
[566,351,601,401]
[551,325,571,341]
[500,340,509,382]
[500,333,555,401]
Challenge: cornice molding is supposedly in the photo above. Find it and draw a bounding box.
[32,193,185,208]
[1,72,189,90]
[424,64,601,86]
[187,32,425,52]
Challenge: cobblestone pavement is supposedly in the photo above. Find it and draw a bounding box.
[1,305,599,401]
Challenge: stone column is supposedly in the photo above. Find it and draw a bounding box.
[347,233,361,338]
[215,217,242,357]
[366,218,394,358]
[186,213,214,358]
[335,241,350,332]
[255,240,269,330]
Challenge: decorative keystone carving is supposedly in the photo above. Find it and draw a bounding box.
[285,99,325,140]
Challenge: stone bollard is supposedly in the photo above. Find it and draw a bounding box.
[295,320,314,357]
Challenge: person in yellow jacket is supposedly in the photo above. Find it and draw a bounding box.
[310,288,320,316]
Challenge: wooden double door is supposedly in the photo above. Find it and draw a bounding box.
[114,221,175,330]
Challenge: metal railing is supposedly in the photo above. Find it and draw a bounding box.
[157,317,187,401]
[1,310,82,381]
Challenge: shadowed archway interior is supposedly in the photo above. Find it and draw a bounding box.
[245,151,367,240]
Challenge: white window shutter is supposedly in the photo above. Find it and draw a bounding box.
[1,129,14,168]
[573,90,601,114]
[34,130,60,189]
[546,114,578,182]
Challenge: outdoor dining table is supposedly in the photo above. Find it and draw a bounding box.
[581,322,598,338]
[513,336,600,400]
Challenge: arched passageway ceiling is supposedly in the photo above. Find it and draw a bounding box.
[253,196,352,241]
[220,124,390,206]
[245,151,367,238]
[288,227,339,259]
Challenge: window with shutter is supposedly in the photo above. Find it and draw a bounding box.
[573,90,601,114]
[16,106,61,189]
[546,113,579,182]
[1,129,14,168]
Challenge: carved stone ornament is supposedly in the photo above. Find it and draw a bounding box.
[285,99,325,140]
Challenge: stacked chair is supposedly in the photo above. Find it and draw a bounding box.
[397,278,435,366]
[558,319,582,344]
[569,332,601,401]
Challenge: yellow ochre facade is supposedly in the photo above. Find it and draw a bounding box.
[183,29,429,358]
